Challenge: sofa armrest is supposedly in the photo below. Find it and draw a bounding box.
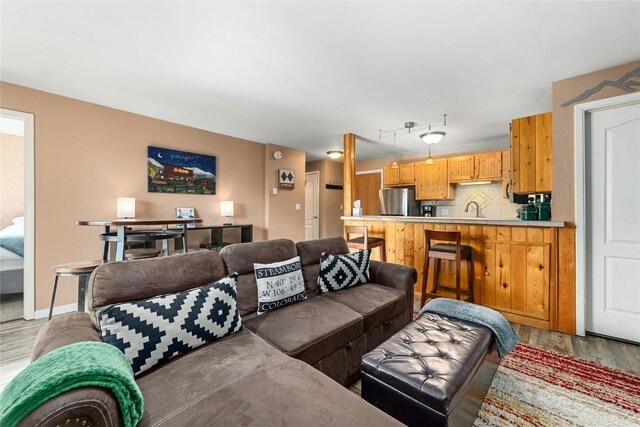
[369,260,417,325]
[21,312,124,427]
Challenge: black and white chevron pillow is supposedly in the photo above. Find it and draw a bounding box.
[99,274,242,376]
[316,250,371,294]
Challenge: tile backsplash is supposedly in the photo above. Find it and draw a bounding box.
[422,183,522,219]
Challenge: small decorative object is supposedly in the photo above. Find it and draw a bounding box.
[220,201,234,226]
[272,150,283,160]
[176,207,196,228]
[116,197,136,219]
[147,146,216,195]
[278,169,295,189]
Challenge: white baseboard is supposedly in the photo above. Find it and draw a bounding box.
[34,303,76,320]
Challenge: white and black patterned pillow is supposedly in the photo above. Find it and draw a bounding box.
[316,250,371,294]
[99,274,242,376]
[254,256,306,315]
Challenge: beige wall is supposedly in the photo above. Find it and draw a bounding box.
[0,82,296,311]
[0,134,24,228]
[552,60,640,223]
[264,143,306,242]
[306,159,344,238]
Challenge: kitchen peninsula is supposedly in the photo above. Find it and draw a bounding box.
[342,215,576,334]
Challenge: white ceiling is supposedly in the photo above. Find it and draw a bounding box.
[1,1,639,161]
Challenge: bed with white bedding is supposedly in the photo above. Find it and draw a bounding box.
[0,217,24,295]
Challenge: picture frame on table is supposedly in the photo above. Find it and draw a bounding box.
[176,207,196,228]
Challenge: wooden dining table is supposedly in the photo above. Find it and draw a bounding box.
[76,218,203,261]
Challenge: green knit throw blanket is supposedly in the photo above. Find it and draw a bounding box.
[0,341,144,427]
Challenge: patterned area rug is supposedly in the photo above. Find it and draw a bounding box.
[474,343,640,427]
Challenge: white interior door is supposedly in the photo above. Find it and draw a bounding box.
[586,101,640,343]
[305,172,319,240]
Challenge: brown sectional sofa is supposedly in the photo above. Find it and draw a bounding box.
[20,237,416,426]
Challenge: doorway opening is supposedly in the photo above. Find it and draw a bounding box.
[305,171,320,240]
[0,109,35,321]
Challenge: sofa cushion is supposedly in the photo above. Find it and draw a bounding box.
[243,297,363,365]
[255,256,307,315]
[89,250,227,318]
[136,329,401,426]
[317,250,371,294]
[320,284,406,332]
[100,274,242,375]
[295,237,350,293]
[220,239,297,316]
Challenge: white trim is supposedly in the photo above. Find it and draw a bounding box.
[1,109,35,320]
[34,303,76,320]
[573,91,640,337]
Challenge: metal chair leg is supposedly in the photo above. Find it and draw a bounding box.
[49,275,59,320]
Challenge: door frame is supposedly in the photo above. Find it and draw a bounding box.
[304,171,320,239]
[1,108,35,320]
[574,91,640,336]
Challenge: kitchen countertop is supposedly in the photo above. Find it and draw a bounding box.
[341,215,565,227]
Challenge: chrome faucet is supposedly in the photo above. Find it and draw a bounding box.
[465,201,480,218]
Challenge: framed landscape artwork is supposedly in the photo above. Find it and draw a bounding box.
[148,146,216,194]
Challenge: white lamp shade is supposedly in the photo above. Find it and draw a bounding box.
[117,197,136,218]
[420,131,446,145]
[220,201,234,217]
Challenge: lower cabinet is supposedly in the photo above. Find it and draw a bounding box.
[344,220,561,331]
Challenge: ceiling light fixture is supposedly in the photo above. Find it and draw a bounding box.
[379,114,448,140]
[425,145,434,165]
[420,130,446,145]
[326,150,343,159]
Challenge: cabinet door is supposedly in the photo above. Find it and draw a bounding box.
[435,159,454,200]
[501,150,510,200]
[414,163,430,199]
[383,165,400,186]
[475,152,502,180]
[448,155,474,182]
[483,241,550,320]
[535,112,553,192]
[399,162,415,184]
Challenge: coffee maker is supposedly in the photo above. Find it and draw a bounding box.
[422,205,436,217]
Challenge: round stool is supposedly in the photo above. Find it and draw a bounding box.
[345,225,386,261]
[420,230,474,307]
[124,248,161,260]
[50,260,104,320]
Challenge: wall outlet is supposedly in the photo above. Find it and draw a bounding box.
[295,203,301,211]
[440,208,449,216]
[272,187,278,195]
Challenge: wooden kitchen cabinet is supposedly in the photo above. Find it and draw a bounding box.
[448,152,502,182]
[415,160,455,200]
[383,165,400,186]
[511,112,552,193]
[399,162,415,185]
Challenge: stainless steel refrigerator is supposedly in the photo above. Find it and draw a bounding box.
[379,188,419,216]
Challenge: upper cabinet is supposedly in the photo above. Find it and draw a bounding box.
[383,165,400,186]
[383,163,415,186]
[510,112,553,193]
[415,160,455,200]
[448,152,502,183]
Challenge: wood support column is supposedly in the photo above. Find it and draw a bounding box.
[343,133,356,216]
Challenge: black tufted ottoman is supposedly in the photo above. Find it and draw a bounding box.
[361,312,500,427]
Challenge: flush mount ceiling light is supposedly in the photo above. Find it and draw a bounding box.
[420,130,446,145]
[326,150,343,159]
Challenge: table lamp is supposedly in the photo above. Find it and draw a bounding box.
[220,201,234,226]
[117,197,136,219]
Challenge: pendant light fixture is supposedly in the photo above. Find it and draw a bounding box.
[426,145,434,165]
[391,132,399,168]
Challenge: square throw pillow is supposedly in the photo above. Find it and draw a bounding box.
[316,249,371,294]
[254,256,306,315]
[100,273,242,376]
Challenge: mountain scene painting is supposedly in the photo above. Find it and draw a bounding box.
[147,146,216,194]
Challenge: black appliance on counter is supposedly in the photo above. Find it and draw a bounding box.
[421,205,437,217]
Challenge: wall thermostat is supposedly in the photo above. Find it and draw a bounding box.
[273,150,283,160]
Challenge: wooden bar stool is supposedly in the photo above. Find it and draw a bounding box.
[420,230,474,307]
[49,260,104,320]
[345,225,386,261]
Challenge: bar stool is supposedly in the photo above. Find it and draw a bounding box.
[49,260,104,320]
[345,225,386,261]
[420,230,474,307]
